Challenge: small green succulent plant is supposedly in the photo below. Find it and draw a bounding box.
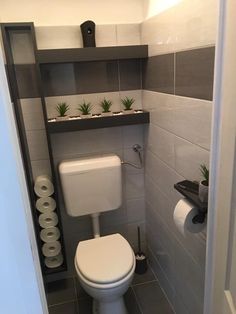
[78,101,92,115]
[100,98,112,113]
[200,164,209,186]
[56,102,69,117]
[121,97,135,110]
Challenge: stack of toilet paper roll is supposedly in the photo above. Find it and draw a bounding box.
[34,175,63,268]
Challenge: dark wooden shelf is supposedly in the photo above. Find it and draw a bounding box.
[47,111,149,133]
[36,45,148,64]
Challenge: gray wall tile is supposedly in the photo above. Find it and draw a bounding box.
[142,54,174,94]
[76,60,119,94]
[119,59,141,91]
[175,47,215,100]
[41,63,77,96]
[15,64,40,98]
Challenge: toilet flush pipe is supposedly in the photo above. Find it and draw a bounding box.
[91,213,100,238]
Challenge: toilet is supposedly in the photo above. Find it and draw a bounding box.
[59,154,135,314]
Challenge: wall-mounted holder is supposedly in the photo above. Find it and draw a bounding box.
[80,20,96,47]
[174,180,207,224]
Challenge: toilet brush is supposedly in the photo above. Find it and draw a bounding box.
[135,226,147,274]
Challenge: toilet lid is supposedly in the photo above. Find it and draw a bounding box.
[75,234,134,284]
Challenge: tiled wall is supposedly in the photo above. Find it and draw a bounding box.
[15,23,146,279]
[50,125,146,277]
[141,1,216,313]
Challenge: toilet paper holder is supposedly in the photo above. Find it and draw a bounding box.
[174,180,208,224]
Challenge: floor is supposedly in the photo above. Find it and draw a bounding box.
[46,266,174,314]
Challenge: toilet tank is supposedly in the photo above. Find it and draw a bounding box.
[59,154,122,217]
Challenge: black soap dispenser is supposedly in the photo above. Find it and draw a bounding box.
[80,20,96,47]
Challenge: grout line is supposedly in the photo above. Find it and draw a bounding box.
[173,52,176,95]
[148,248,176,313]
[72,276,78,300]
[132,279,157,287]
[48,298,77,308]
[147,113,210,151]
[131,286,144,314]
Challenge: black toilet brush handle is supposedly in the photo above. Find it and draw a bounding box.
[138,226,141,253]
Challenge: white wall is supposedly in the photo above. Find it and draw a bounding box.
[142,0,217,55]
[0,0,143,25]
[0,47,47,313]
[143,0,182,20]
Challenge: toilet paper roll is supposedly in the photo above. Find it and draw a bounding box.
[36,196,56,213]
[42,241,61,257]
[40,227,60,243]
[173,199,206,236]
[45,253,64,268]
[34,175,54,197]
[38,212,58,229]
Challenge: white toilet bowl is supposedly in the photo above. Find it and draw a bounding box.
[75,233,135,314]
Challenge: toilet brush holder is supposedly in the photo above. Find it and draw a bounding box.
[135,226,147,274]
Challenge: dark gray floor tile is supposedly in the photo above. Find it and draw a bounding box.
[49,301,79,314]
[78,297,93,314]
[46,278,76,306]
[142,54,174,94]
[132,266,156,286]
[124,288,142,314]
[175,46,215,100]
[134,281,174,314]
[74,277,91,300]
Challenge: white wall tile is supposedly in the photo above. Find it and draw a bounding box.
[31,159,51,180]
[35,26,82,49]
[26,130,50,161]
[96,24,117,47]
[145,176,175,230]
[120,90,142,111]
[116,24,141,46]
[145,150,184,205]
[125,173,145,200]
[20,98,45,131]
[122,124,144,149]
[141,0,217,56]
[173,96,212,150]
[174,136,210,181]
[123,148,144,175]
[146,124,175,168]
[142,91,175,132]
[51,127,123,158]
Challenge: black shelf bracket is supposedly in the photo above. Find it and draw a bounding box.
[174,180,208,224]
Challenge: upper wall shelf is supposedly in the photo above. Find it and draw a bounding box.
[36,45,148,64]
[47,111,150,133]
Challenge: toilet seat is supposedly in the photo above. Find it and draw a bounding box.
[75,234,135,285]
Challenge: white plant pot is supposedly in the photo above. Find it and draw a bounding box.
[56,115,69,121]
[81,113,92,119]
[123,109,134,115]
[199,180,209,202]
[101,111,112,117]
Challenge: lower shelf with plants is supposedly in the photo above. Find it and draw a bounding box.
[47,110,150,133]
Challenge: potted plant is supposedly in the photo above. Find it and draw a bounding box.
[199,164,209,202]
[78,101,93,119]
[56,102,70,121]
[121,97,135,114]
[100,98,113,116]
